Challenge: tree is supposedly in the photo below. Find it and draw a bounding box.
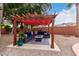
[3,3,24,20]
[3,3,52,20]
[67,3,73,8]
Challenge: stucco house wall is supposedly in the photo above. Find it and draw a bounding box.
[76,4,79,37]
[0,3,3,22]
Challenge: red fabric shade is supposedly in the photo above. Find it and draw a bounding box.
[21,19,52,25]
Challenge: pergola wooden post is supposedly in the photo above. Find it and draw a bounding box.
[50,19,54,48]
[13,19,17,46]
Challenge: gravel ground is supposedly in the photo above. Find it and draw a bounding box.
[0,34,79,56]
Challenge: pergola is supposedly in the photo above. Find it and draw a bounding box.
[12,14,56,48]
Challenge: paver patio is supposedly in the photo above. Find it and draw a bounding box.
[0,33,79,56]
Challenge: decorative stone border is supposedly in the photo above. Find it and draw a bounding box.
[72,43,79,56]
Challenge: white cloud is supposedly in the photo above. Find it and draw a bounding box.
[54,4,76,25]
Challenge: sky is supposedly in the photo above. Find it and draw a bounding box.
[48,3,68,15]
[54,4,76,25]
[47,3,76,25]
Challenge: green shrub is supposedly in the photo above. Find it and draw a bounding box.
[4,25,11,31]
[18,32,24,39]
[0,24,5,29]
[0,24,11,31]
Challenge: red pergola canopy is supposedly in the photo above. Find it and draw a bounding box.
[20,19,52,25]
[12,15,56,25]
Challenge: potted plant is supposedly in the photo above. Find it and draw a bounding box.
[23,31,32,43]
[17,32,24,46]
